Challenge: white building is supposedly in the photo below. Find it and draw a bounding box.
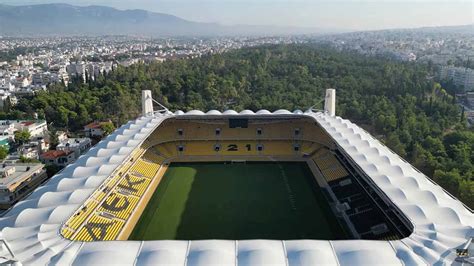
[0,163,47,209]
[14,77,30,88]
[440,66,474,91]
[13,120,48,140]
[56,137,92,159]
[16,139,48,160]
[0,121,16,140]
[0,78,14,91]
[84,121,108,138]
[66,62,86,79]
[39,149,75,167]
[17,144,39,159]
[32,72,43,85]
[0,91,14,109]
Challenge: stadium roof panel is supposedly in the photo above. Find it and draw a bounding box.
[0,110,471,265]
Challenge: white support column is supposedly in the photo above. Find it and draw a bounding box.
[324,88,336,116]
[142,90,154,116]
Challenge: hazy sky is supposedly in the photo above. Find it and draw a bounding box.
[0,0,472,30]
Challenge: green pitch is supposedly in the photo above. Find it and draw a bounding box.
[129,162,347,240]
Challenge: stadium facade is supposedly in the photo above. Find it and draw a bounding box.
[0,90,472,265]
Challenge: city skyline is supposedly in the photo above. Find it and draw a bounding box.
[0,0,472,31]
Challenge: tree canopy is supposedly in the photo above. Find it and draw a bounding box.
[0,146,8,160]
[5,44,473,208]
[14,130,31,145]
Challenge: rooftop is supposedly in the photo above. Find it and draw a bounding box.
[84,121,107,129]
[40,150,73,160]
[0,163,44,189]
[20,121,35,127]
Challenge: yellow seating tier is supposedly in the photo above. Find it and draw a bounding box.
[300,141,321,154]
[118,174,151,197]
[146,118,333,146]
[62,117,338,242]
[66,200,99,230]
[61,227,75,239]
[74,215,125,241]
[261,141,296,156]
[151,140,316,157]
[130,159,160,178]
[62,144,152,241]
[217,141,259,156]
[312,149,348,182]
[97,193,140,220]
[142,151,164,163]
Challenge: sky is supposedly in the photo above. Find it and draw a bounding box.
[0,0,472,31]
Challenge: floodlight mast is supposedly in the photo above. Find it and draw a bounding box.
[324,88,336,116]
[141,90,170,116]
[307,88,336,115]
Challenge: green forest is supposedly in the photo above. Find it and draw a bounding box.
[4,44,473,207]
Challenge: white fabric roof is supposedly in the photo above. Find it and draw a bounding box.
[0,110,471,265]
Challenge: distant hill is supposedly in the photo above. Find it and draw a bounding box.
[381,24,474,36]
[414,24,474,35]
[0,3,322,37]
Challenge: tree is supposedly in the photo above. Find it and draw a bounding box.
[433,169,462,196]
[3,96,12,113]
[49,130,59,150]
[46,164,62,177]
[385,133,407,157]
[14,130,31,145]
[2,44,472,208]
[0,146,8,160]
[18,156,40,163]
[57,106,70,128]
[101,122,115,136]
[459,180,473,208]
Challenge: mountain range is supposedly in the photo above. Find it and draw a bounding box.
[0,3,323,37]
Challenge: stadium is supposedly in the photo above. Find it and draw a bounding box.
[0,89,472,265]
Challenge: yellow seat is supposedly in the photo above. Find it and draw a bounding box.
[313,149,348,182]
[130,159,160,178]
[183,141,215,156]
[74,214,125,241]
[65,200,99,230]
[117,174,151,197]
[97,192,140,220]
[261,141,295,156]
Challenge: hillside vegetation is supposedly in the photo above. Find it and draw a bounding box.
[6,44,473,207]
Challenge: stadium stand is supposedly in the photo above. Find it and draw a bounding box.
[142,151,165,164]
[118,174,151,196]
[61,115,412,244]
[312,149,349,182]
[145,118,334,146]
[5,92,471,265]
[97,192,140,220]
[150,140,322,157]
[74,214,125,241]
[63,200,99,231]
[130,159,160,178]
[181,141,216,156]
[300,141,322,154]
[61,118,340,243]
[261,141,296,156]
[61,143,168,242]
